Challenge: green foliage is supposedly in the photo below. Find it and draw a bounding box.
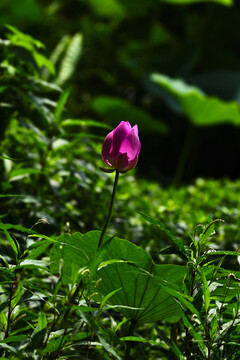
[0,25,59,139]
[160,0,233,5]
[92,96,168,134]
[0,0,42,26]
[50,231,186,323]
[43,33,83,87]
[1,1,240,358]
[1,214,239,358]
[151,73,240,127]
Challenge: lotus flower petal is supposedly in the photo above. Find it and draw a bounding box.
[101,121,140,173]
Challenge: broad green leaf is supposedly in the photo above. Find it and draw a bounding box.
[98,263,186,324]
[156,283,201,321]
[151,73,240,127]
[89,0,152,17]
[92,96,168,134]
[160,0,232,5]
[50,231,186,323]
[50,233,90,284]
[89,0,125,17]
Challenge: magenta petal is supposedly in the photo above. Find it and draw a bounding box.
[112,121,132,158]
[133,124,138,136]
[132,125,141,155]
[119,127,140,161]
[102,131,114,166]
[101,121,140,174]
[114,153,129,172]
[120,156,138,173]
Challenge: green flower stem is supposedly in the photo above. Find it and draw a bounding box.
[124,320,136,360]
[98,170,119,248]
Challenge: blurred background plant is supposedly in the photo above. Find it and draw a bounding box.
[1,0,240,359]
[1,0,240,183]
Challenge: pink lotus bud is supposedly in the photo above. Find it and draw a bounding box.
[101,121,141,173]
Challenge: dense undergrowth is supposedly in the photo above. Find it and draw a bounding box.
[1,11,240,360]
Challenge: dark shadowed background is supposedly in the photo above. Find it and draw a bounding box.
[1,0,239,186]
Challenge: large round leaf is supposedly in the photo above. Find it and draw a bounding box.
[151,73,240,127]
[50,231,186,323]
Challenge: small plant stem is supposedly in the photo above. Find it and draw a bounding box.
[98,170,119,248]
[5,274,16,338]
[124,320,136,360]
[61,280,83,325]
[43,280,84,359]
[185,266,196,359]
[53,327,68,358]
[204,312,211,360]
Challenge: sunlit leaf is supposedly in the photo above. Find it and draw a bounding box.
[55,33,83,86]
[50,231,186,323]
[38,312,47,331]
[160,0,232,5]
[151,73,240,126]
